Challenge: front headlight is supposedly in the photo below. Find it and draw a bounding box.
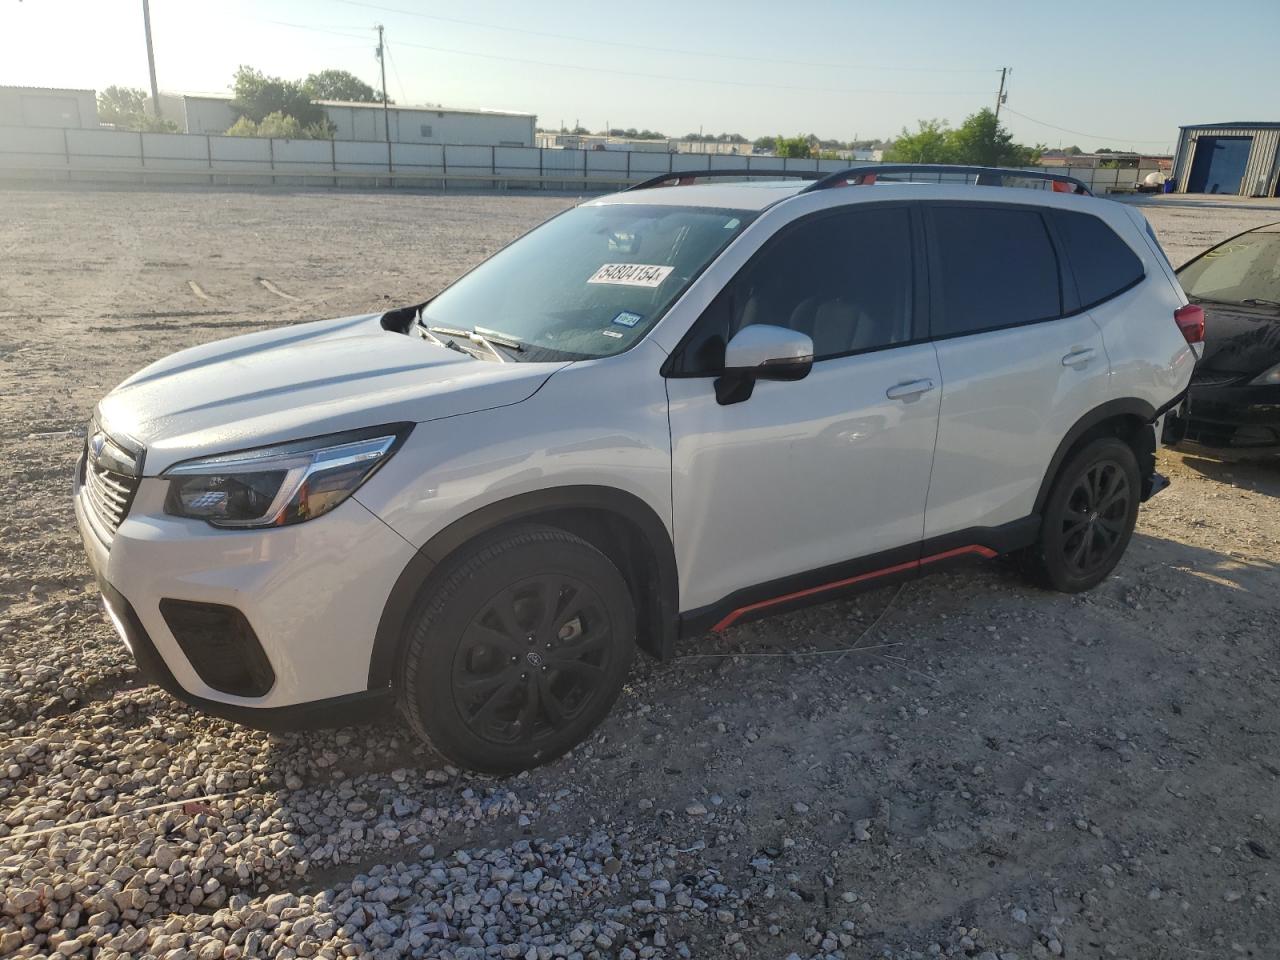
[163,425,411,528]
[1250,363,1280,386]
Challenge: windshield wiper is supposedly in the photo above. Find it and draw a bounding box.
[1241,297,1280,308]
[424,323,524,363]
[416,321,473,357]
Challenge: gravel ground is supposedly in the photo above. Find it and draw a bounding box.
[1,186,1278,960]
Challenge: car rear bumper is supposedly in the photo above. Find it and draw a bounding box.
[74,466,414,729]
[1168,382,1280,457]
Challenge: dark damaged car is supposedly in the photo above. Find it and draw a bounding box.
[1171,222,1280,458]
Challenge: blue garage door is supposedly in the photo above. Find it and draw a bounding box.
[1187,136,1252,194]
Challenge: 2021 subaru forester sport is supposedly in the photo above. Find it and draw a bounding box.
[76,166,1200,773]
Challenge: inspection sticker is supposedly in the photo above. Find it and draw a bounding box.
[587,263,674,287]
[612,310,644,328]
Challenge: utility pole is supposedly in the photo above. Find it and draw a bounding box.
[142,0,161,118]
[994,66,1009,119]
[375,24,391,171]
[375,25,390,142]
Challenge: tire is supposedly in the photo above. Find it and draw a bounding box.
[1029,437,1141,593]
[395,524,636,774]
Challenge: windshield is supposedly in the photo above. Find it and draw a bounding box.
[1180,230,1280,308]
[421,203,753,359]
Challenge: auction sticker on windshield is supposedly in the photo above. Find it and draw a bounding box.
[587,263,674,287]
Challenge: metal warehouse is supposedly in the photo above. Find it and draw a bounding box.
[1172,123,1280,196]
[0,85,98,129]
[153,93,535,147]
[316,101,535,147]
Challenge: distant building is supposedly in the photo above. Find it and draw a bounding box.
[1172,123,1280,196]
[537,133,672,152]
[153,93,536,146]
[1039,152,1172,170]
[0,85,97,128]
[318,101,535,147]
[153,93,238,134]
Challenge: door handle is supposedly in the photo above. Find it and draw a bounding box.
[886,378,935,401]
[1062,348,1096,368]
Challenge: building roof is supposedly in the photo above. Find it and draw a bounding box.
[1179,122,1280,130]
[159,92,533,120]
[313,99,534,119]
[0,85,96,95]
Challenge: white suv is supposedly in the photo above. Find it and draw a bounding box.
[76,166,1200,773]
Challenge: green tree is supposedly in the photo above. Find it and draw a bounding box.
[226,112,331,139]
[885,110,1041,166]
[96,85,178,132]
[773,135,812,159]
[947,108,1041,166]
[303,69,383,103]
[884,119,953,163]
[752,135,775,151]
[230,66,328,131]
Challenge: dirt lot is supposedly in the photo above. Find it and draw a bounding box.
[1,186,1278,960]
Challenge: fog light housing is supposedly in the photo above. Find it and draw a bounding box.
[160,600,275,697]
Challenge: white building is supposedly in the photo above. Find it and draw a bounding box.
[153,93,535,146]
[0,86,98,128]
[154,93,238,134]
[318,101,535,147]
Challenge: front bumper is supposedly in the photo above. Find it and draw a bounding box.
[75,468,415,729]
[1168,382,1280,458]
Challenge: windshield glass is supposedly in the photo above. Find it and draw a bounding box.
[421,203,752,359]
[1180,230,1280,307]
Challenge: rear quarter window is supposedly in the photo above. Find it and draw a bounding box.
[1051,210,1145,309]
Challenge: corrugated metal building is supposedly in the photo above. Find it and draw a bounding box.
[1172,123,1280,196]
[0,86,98,128]
[154,93,535,146]
[317,101,535,147]
[154,93,239,134]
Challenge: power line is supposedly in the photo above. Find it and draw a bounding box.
[383,37,408,104]
[326,0,997,75]
[349,34,993,98]
[1001,107,1173,146]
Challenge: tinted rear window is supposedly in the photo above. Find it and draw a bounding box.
[930,206,1061,337]
[1051,210,1145,308]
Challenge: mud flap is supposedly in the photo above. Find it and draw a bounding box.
[1161,395,1190,445]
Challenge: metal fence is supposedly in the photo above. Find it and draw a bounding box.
[0,125,1159,194]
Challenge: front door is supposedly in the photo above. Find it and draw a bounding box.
[665,204,942,620]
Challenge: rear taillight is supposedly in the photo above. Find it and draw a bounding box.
[1174,304,1205,345]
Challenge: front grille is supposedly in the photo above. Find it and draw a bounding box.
[83,427,143,539]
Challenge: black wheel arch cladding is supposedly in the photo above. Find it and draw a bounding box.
[1034,397,1159,516]
[367,485,679,690]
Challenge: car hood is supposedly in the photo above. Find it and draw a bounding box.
[1197,303,1280,377]
[97,312,568,475]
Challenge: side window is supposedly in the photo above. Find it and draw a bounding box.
[929,206,1061,337]
[1050,210,1145,308]
[674,206,914,371]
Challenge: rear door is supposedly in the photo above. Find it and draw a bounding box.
[922,202,1111,539]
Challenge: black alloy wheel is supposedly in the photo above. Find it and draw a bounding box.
[1059,459,1132,577]
[1032,436,1141,593]
[451,575,614,746]
[397,525,635,773]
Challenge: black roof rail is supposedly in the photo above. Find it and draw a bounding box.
[626,169,822,191]
[801,163,1092,196]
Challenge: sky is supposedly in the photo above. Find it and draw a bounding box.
[3,0,1279,153]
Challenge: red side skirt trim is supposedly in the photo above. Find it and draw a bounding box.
[710,544,997,632]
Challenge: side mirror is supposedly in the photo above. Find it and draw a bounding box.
[716,324,814,405]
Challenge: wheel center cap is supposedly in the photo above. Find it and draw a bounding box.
[526,651,544,667]
[1088,510,1099,522]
